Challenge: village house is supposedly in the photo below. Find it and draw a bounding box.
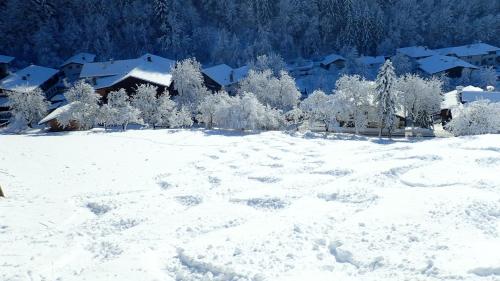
[0,55,15,80]
[202,64,249,94]
[38,102,79,131]
[357,56,386,69]
[434,43,499,67]
[439,85,500,124]
[319,54,346,70]
[417,55,478,78]
[60,52,96,83]
[80,53,175,100]
[396,46,437,62]
[0,65,60,124]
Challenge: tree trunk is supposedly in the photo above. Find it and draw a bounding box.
[0,185,4,197]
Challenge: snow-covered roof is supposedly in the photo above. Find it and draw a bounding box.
[39,102,74,125]
[441,86,489,109]
[81,54,175,89]
[357,56,385,66]
[418,55,478,75]
[321,54,346,65]
[60,53,96,67]
[461,91,500,103]
[202,64,234,87]
[434,43,500,57]
[0,55,15,64]
[0,65,59,92]
[202,64,249,87]
[397,46,437,58]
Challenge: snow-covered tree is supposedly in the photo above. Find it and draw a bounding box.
[60,81,100,130]
[300,90,339,132]
[396,74,443,130]
[284,107,305,131]
[7,88,49,129]
[238,70,300,111]
[249,53,286,77]
[334,75,374,134]
[132,84,161,128]
[446,100,500,136]
[172,58,210,111]
[197,91,230,129]
[471,66,497,89]
[106,89,141,130]
[375,60,397,138]
[169,107,193,128]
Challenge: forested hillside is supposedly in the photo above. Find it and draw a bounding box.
[0,0,498,67]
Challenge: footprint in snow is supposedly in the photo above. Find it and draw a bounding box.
[155,173,172,189]
[248,176,281,183]
[232,197,289,210]
[86,202,114,216]
[311,169,352,177]
[176,195,203,207]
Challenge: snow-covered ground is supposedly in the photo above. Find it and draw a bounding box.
[1,129,499,281]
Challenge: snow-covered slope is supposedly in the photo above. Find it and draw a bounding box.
[0,130,499,281]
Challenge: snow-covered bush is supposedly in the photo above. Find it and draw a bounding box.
[471,66,497,89]
[132,84,161,128]
[172,58,210,111]
[300,90,339,132]
[212,92,281,131]
[59,81,100,130]
[391,53,413,76]
[7,88,49,129]
[446,101,500,136]
[396,74,443,129]
[284,107,305,130]
[375,60,397,137]
[104,89,141,130]
[238,70,300,111]
[197,91,230,129]
[334,75,374,134]
[169,107,193,128]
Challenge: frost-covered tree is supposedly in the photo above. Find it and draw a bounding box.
[211,92,280,131]
[446,100,500,136]
[471,66,497,89]
[8,88,49,129]
[60,81,100,130]
[169,107,193,128]
[132,84,161,128]
[172,58,210,112]
[106,89,141,130]
[197,91,230,129]
[396,74,443,130]
[284,107,305,131]
[300,90,339,132]
[238,70,300,111]
[249,53,286,77]
[335,75,374,134]
[375,60,397,138]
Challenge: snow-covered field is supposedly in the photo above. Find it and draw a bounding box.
[1,129,499,281]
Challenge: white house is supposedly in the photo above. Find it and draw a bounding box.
[80,53,175,98]
[434,43,499,67]
[319,54,346,70]
[396,46,437,61]
[357,56,386,69]
[0,65,60,124]
[60,52,96,82]
[417,55,478,78]
[202,64,249,94]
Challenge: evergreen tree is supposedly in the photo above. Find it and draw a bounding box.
[375,60,397,138]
